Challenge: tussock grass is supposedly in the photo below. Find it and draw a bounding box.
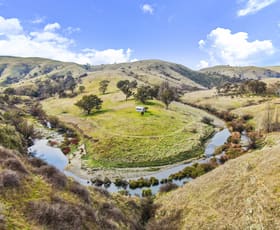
[36,165,67,188]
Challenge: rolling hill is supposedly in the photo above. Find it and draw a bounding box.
[0,56,235,91]
[200,65,280,80]
[0,56,87,85]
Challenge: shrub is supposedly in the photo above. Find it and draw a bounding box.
[229,120,245,132]
[62,147,71,155]
[0,170,20,188]
[0,147,16,160]
[28,157,47,168]
[159,183,178,193]
[36,165,67,188]
[27,200,96,230]
[242,114,253,121]
[142,188,152,197]
[114,178,128,188]
[69,181,91,203]
[118,190,130,196]
[201,116,214,125]
[103,177,111,187]
[4,158,28,174]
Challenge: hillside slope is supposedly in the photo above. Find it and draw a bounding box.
[90,59,234,90]
[149,134,280,229]
[0,56,87,85]
[0,56,235,91]
[201,65,280,80]
[0,146,148,230]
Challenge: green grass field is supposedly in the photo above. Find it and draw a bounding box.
[42,74,216,168]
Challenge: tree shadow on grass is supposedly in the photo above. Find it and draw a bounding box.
[82,109,114,117]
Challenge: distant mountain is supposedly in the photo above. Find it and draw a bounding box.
[200,65,280,80]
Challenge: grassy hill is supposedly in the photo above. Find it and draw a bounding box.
[148,132,280,229]
[89,59,235,90]
[0,56,87,85]
[0,146,149,230]
[201,65,280,80]
[158,90,279,229]
[0,56,238,91]
[42,73,220,168]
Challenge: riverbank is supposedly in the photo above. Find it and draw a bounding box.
[64,127,228,181]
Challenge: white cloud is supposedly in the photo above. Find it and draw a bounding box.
[64,26,80,35]
[198,39,206,49]
[31,17,45,24]
[79,48,132,65]
[0,16,22,35]
[0,16,135,65]
[197,60,209,69]
[44,22,61,32]
[142,4,154,14]
[198,27,275,66]
[237,0,277,16]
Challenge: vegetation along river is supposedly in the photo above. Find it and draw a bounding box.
[27,123,246,196]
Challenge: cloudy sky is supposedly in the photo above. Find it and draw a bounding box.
[0,0,279,69]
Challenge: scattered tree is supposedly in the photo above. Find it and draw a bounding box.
[79,85,85,94]
[99,80,110,94]
[158,82,177,109]
[116,80,137,100]
[64,73,77,93]
[75,94,103,115]
[135,85,152,104]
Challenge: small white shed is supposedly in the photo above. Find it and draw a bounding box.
[135,106,146,113]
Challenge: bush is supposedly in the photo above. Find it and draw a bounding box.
[159,183,178,193]
[0,170,20,188]
[114,178,128,188]
[4,158,28,174]
[69,181,91,203]
[36,165,67,188]
[242,114,253,121]
[0,147,16,160]
[27,200,96,230]
[62,146,71,155]
[142,188,152,197]
[28,157,47,168]
[201,116,214,125]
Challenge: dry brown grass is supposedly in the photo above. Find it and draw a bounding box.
[151,133,280,229]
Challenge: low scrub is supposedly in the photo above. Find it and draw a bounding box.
[28,157,47,168]
[3,158,28,174]
[0,170,21,188]
[36,165,67,188]
[159,182,178,193]
[169,160,218,181]
[69,181,91,203]
[129,177,159,189]
[27,199,96,230]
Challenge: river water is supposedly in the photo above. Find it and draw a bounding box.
[28,127,234,196]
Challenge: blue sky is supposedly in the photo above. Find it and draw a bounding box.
[0,0,279,69]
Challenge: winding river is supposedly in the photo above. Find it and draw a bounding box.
[28,127,237,196]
